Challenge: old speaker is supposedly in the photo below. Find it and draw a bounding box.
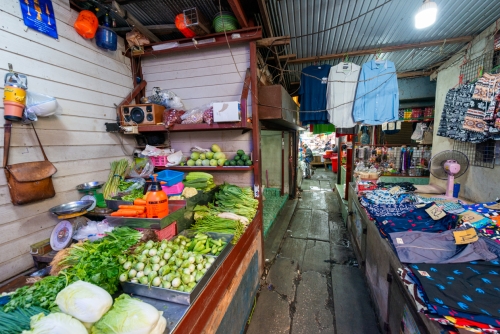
[120,104,165,125]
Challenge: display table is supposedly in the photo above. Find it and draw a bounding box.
[346,183,443,334]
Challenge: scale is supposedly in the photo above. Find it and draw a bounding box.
[48,201,94,250]
[76,181,106,209]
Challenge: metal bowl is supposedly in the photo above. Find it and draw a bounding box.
[49,200,95,216]
[76,181,104,191]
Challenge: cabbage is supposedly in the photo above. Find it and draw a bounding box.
[150,312,167,334]
[91,294,163,334]
[56,280,113,323]
[22,313,88,334]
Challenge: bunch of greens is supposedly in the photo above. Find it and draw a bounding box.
[103,159,130,199]
[4,228,142,312]
[211,183,258,220]
[118,179,145,202]
[190,210,245,243]
[0,306,50,333]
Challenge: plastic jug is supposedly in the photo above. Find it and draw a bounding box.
[74,10,98,39]
[146,174,169,218]
[95,26,117,51]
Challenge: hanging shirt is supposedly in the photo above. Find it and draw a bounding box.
[298,65,332,125]
[353,60,399,125]
[326,62,360,129]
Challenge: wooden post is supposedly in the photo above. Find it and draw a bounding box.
[345,135,354,201]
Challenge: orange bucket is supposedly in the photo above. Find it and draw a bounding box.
[4,100,24,121]
[74,10,98,39]
[3,85,26,105]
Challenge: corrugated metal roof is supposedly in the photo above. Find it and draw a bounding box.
[264,0,500,85]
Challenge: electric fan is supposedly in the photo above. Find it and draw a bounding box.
[429,150,469,197]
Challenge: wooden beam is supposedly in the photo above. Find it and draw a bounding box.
[257,36,291,48]
[227,0,249,28]
[112,24,177,35]
[397,70,433,78]
[268,54,297,62]
[111,1,161,43]
[257,0,273,37]
[288,36,474,64]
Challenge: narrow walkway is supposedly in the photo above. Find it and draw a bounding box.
[246,169,380,334]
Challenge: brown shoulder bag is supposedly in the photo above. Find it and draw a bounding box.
[3,121,57,205]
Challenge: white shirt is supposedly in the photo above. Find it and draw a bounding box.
[326,62,360,129]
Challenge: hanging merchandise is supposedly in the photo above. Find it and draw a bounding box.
[360,126,370,144]
[298,64,332,125]
[95,26,117,51]
[326,61,360,132]
[353,59,399,125]
[382,121,401,135]
[410,122,425,140]
[3,69,28,122]
[175,14,196,38]
[74,9,98,39]
[26,91,57,117]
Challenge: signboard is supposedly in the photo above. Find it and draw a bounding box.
[19,0,58,39]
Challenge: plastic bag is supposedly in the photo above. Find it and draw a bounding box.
[129,158,154,178]
[411,123,424,141]
[73,221,113,241]
[145,87,185,109]
[181,108,204,124]
[166,150,183,166]
[26,91,58,117]
[203,105,214,124]
[164,109,185,128]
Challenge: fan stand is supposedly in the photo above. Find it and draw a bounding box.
[445,173,455,198]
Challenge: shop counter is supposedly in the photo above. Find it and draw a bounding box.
[346,183,442,334]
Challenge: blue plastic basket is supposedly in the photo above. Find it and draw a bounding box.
[155,170,184,186]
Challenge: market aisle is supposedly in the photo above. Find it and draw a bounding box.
[246,170,379,334]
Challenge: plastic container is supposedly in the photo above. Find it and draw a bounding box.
[213,12,238,33]
[3,101,24,121]
[162,182,184,196]
[95,26,117,51]
[155,170,184,186]
[150,156,169,167]
[330,155,338,173]
[175,14,196,38]
[74,10,98,39]
[146,175,169,218]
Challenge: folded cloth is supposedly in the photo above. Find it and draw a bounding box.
[389,230,497,264]
[360,197,417,217]
[374,202,458,238]
[376,182,417,192]
[462,201,500,214]
[408,261,500,327]
[425,314,500,333]
[417,196,465,214]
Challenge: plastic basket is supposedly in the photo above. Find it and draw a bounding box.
[151,156,169,167]
[136,223,177,240]
[162,182,184,196]
[263,188,281,198]
[156,170,184,186]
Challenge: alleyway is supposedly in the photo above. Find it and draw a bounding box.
[246,169,380,334]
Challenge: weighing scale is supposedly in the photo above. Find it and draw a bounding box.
[48,200,94,250]
[76,181,107,210]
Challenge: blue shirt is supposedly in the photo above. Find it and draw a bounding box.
[298,65,332,125]
[353,60,399,125]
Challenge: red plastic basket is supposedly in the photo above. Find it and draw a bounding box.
[150,156,169,167]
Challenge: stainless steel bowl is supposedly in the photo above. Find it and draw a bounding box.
[49,200,95,216]
[76,181,105,191]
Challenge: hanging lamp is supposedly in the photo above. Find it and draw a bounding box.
[415,0,438,29]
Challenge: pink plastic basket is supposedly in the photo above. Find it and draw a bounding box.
[150,156,169,167]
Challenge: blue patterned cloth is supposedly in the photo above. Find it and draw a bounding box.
[408,261,500,327]
[360,197,417,217]
[462,202,500,214]
[417,196,465,214]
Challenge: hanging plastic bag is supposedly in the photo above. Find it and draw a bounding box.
[129,158,155,178]
[411,123,425,141]
[26,91,58,117]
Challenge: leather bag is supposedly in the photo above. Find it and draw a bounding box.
[3,121,57,205]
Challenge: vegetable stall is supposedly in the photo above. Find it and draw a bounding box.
[0,13,264,333]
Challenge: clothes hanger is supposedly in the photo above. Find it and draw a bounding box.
[314,56,321,69]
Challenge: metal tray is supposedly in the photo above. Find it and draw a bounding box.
[76,181,104,191]
[105,200,187,229]
[121,232,234,305]
[49,200,94,216]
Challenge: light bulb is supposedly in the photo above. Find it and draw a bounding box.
[415,0,437,29]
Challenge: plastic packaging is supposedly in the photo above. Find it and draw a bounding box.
[73,221,114,241]
[26,91,58,117]
[175,14,196,38]
[74,10,98,39]
[145,88,185,109]
[129,158,155,178]
[181,108,204,124]
[203,105,214,124]
[164,109,185,128]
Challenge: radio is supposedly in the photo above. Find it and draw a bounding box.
[120,104,165,125]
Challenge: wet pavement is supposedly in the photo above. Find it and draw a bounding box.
[246,169,380,334]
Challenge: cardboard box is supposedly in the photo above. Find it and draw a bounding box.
[213,101,241,122]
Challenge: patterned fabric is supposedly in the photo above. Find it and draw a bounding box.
[460,210,493,229]
[425,314,500,333]
[376,182,417,192]
[462,202,500,214]
[374,203,458,238]
[417,196,465,214]
[409,261,500,327]
[398,266,428,312]
[363,189,412,205]
[478,225,500,244]
[360,197,417,217]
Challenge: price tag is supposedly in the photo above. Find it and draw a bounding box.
[396,238,404,245]
[388,186,401,195]
[418,271,430,277]
[460,211,484,224]
[453,228,479,245]
[425,204,446,220]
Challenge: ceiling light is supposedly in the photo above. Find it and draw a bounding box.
[415,0,437,29]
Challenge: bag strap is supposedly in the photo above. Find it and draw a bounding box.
[3,120,12,168]
[2,122,48,168]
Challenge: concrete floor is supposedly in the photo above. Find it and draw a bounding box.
[246,169,380,334]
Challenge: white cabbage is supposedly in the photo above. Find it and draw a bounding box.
[56,280,113,323]
[150,312,167,334]
[22,313,88,334]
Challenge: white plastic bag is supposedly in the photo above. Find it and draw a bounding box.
[26,91,58,117]
[166,150,183,166]
[411,123,424,141]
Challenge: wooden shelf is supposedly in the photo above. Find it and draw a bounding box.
[155,166,254,171]
[138,122,252,133]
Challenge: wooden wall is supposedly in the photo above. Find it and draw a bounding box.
[0,0,134,282]
[142,44,254,187]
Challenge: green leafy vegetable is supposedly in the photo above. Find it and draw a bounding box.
[0,306,50,333]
